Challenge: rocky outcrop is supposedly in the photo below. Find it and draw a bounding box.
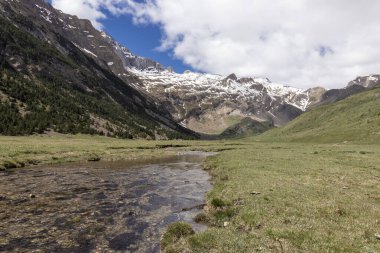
[310,75,380,108]
[314,85,365,106]
[347,75,380,89]
[305,87,327,107]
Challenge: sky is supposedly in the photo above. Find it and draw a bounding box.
[50,0,380,89]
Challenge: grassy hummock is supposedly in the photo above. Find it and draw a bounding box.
[161,222,195,251]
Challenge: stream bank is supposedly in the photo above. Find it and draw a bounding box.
[0,152,216,252]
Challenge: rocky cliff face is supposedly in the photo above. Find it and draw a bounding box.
[347,75,380,89]
[0,0,165,76]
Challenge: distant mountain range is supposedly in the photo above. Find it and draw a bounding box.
[0,0,379,138]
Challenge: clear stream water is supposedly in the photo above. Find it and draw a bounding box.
[0,152,215,253]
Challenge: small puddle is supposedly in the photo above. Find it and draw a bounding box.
[0,151,216,252]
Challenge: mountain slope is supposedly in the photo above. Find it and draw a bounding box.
[220,117,273,138]
[308,75,380,108]
[258,87,380,143]
[130,69,309,134]
[0,0,196,139]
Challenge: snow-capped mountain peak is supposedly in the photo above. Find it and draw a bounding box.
[125,67,310,133]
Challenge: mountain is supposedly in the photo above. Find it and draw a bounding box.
[348,75,380,88]
[129,68,310,134]
[258,86,380,143]
[0,0,196,139]
[307,75,380,108]
[220,117,273,139]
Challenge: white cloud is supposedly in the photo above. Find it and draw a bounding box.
[51,0,104,29]
[51,0,131,29]
[51,0,380,88]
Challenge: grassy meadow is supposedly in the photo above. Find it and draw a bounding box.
[169,141,380,252]
[0,135,379,252]
[0,135,233,170]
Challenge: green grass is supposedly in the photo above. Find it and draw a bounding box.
[0,135,379,252]
[171,142,380,252]
[161,222,195,252]
[257,87,380,144]
[0,134,238,170]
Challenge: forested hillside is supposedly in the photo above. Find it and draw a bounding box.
[0,13,195,139]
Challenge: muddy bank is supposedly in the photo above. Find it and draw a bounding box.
[0,152,215,252]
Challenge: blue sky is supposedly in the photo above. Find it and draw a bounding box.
[100,9,192,73]
[47,0,192,73]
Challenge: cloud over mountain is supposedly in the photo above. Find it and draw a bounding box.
[51,0,380,88]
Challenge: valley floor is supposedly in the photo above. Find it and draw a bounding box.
[0,135,379,252]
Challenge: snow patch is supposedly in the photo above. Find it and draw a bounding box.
[368,75,379,81]
[35,4,53,23]
[83,48,97,58]
[128,68,310,111]
[73,43,98,58]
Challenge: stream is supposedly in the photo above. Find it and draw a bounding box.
[0,151,215,252]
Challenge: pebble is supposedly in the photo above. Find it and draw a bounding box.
[223,222,230,227]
